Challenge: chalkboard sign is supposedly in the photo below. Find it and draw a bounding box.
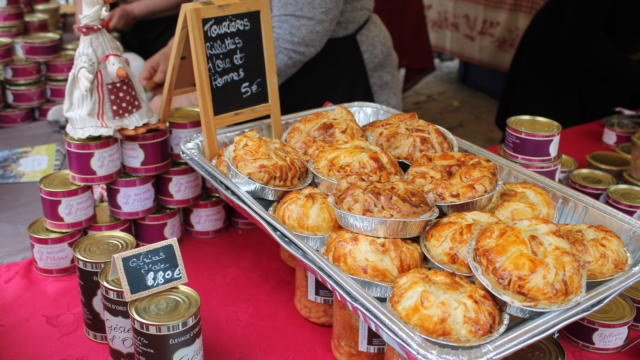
[202,11,268,116]
[111,239,188,301]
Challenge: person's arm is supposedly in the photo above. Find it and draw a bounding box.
[107,0,187,32]
[140,38,173,93]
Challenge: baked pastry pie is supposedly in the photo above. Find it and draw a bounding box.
[406,152,497,203]
[333,177,434,219]
[213,145,228,175]
[485,182,555,223]
[284,106,364,160]
[389,268,502,343]
[422,211,501,274]
[363,112,452,163]
[231,130,308,188]
[323,230,423,283]
[312,138,402,184]
[556,224,629,280]
[473,218,584,308]
[273,186,340,236]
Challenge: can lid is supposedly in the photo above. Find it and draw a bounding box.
[169,107,200,124]
[504,336,565,360]
[623,171,640,187]
[128,285,200,326]
[506,115,562,135]
[98,262,123,291]
[51,50,75,61]
[569,169,617,189]
[14,32,61,43]
[94,202,121,225]
[72,231,137,263]
[616,142,632,159]
[25,13,48,22]
[39,170,85,191]
[63,132,113,144]
[28,218,71,238]
[623,281,640,300]
[586,151,630,170]
[604,115,640,132]
[607,184,640,206]
[586,296,636,324]
[142,206,178,220]
[62,40,78,51]
[0,37,11,47]
[34,2,60,11]
[560,154,578,171]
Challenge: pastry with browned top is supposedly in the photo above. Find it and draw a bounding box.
[389,268,502,343]
[406,152,497,203]
[273,186,340,236]
[556,224,629,280]
[485,182,555,223]
[333,177,434,219]
[230,130,308,188]
[422,211,501,274]
[364,112,452,163]
[213,145,228,175]
[473,218,585,308]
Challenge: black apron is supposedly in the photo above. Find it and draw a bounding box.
[279,18,375,115]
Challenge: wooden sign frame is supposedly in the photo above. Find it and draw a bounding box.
[159,0,282,160]
[111,238,188,302]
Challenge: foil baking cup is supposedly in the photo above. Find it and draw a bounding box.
[224,145,313,200]
[268,204,328,251]
[349,275,392,298]
[328,196,439,238]
[436,182,502,215]
[419,232,473,277]
[307,163,338,194]
[467,234,586,318]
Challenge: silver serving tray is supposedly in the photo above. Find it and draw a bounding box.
[181,102,640,360]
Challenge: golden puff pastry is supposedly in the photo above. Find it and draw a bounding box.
[323,230,423,283]
[273,186,340,236]
[231,130,308,188]
[389,268,502,343]
[312,138,402,183]
[364,112,452,163]
[423,211,501,274]
[333,177,434,219]
[473,218,585,308]
[485,182,555,224]
[213,145,228,175]
[284,106,364,160]
[406,152,497,203]
[556,224,629,280]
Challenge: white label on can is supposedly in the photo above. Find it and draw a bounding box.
[173,335,204,360]
[189,206,225,231]
[549,136,560,158]
[170,128,201,154]
[58,191,94,223]
[116,182,155,212]
[32,243,73,269]
[6,91,13,104]
[121,141,145,167]
[168,172,201,200]
[634,212,640,220]
[602,127,617,146]
[592,327,628,348]
[105,313,134,354]
[93,287,105,320]
[306,271,333,304]
[357,317,385,353]
[4,66,12,79]
[164,215,182,239]
[90,143,122,175]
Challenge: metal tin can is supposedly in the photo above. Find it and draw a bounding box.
[106,174,156,219]
[503,115,562,162]
[0,37,12,64]
[168,107,201,162]
[622,170,640,187]
[24,12,49,34]
[0,0,23,6]
[13,32,61,61]
[0,107,32,127]
[568,169,617,200]
[616,142,632,160]
[504,336,566,360]
[122,129,171,176]
[45,50,74,80]
[622,281,640,330]
[87,203,133,235]
[230,207,256,228]
[604,184,640,219]
[6,82,46,108]
[73,231,137,343]
[99,263,135,360]
[602,115,639,149]
[19,0,31,12]
[561,296,635,353]
[157,163,202,208]
[586,151,630,180]
[33,2,60,31]
[295,261,333,326]
[39,170,95,231]
[559,154,578,184]
[0,22,24,38]
[5,58,43,84]
[133,207,182,245]
[630,133,640,181]
[45,79,65,102]
[499,145,561,181]
[183,194,228,237]
[27,217,81,276]
[0,6,23,23]
[34,101,55,120]
[64,133,122,185]
[129,285,203,360]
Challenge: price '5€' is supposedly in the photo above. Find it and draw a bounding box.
[146,268,182,287]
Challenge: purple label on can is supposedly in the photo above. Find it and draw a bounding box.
[504,126,560,160]
[19,40,60,61]
[107,182,156,219]
[602,127,634,149]
[66,141,122,179]
[6,84,46,108]
[562,320,630,353]
[158,171,202,207]
[46,81,66,102]
[122,132,170,175]
[519,162,560,182]
[134,214,182,245]
[40,190,95,230]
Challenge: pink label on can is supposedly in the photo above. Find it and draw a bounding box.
[169,127,201,155]
[136,214,182,244]
[504,127,560,160]
[166,172,201,200]
[4,62,41,82]
[121,141,145,167]
[19,41,60,60]
[32,242,74,269]
[53,191,94,223]
[603,127,633,148]
[46,82,66,102]
[188,206,226,231]
[68,142,121,177]
[25,20,48,34]
[6,85,46,107]
[115,183,155,212]
[0,8,23,22]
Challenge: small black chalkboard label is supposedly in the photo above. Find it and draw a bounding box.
[111,239,188,301]
[202,11,268,116]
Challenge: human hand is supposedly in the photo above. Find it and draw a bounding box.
[140,44,172,94]
[105,4,138,32]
